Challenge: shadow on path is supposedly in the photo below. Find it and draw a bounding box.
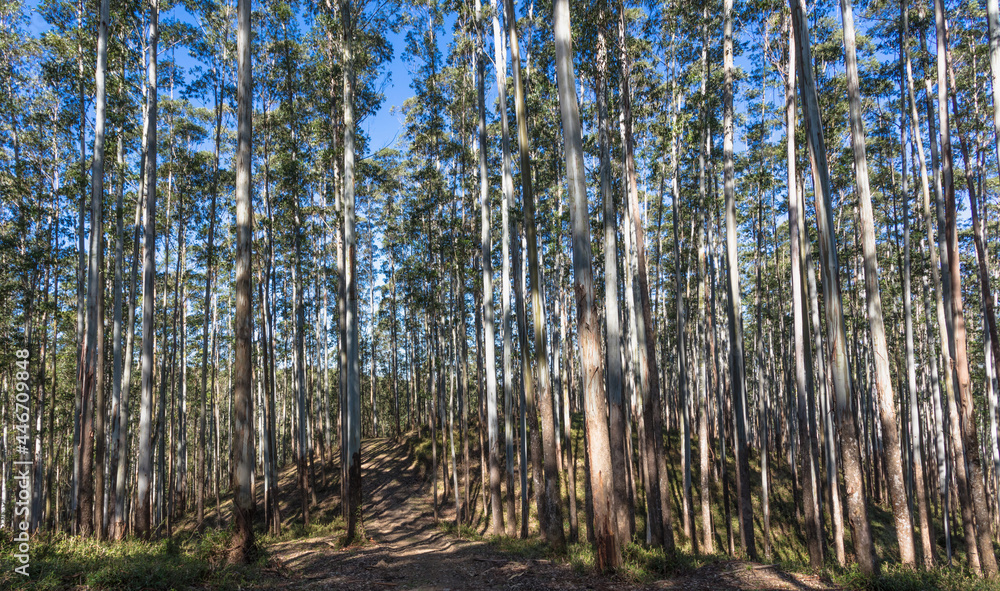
[259,438,839,591]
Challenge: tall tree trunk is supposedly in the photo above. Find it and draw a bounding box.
[723,0,756,560]
[198,73,221,532]
[670,148,687,549]
[512,220,533,536]
[110,127,137,541]
[900,76,935,573]
[934,0,997,574]
[787,20,823,565]
[620,3,671,551]
[914,0,967,566]
[554,0,621,569]
[945,42,1000,573]
[839,0,916,565]
[595,2,630,546]
[229,0,256,562]
[173,201,188,524]
[503,0,552,540]
[108,134,124,539]
[476,0,503,537]
[47,115,62,533]
[899,2,935,567]
[789,0,875,573]
[92,184,106,537]
[903,7,945,564]
[77,0,110,538]
[697,6,714,554]
[342,0,362,546]
[135,0,159,539]
[556,174,582,543]
[491,0,517,537]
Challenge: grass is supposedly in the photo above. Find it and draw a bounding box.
[832,562,1000,591]
[0,528,264,591]
[0,449,358,590]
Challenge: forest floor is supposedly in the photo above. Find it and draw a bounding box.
[256,437,839,591]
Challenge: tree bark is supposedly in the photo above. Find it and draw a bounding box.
[933,0,997,574]
[595,3,630,546]
[554,0,621,568]
[502,0,551,541]
[135,0,159,539]
[787,21,822,565]
[342,0,363,546]
[839,0,916,566]
[229,0,256,562]
[492,0,517,537]
[789,0,875,573]
[724,0,756,560]
[475,0,503,537]
[620,3,671,551]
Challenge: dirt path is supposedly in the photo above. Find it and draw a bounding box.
[259,438,838,591]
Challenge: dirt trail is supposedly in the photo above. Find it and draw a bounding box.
[260,438,837,590]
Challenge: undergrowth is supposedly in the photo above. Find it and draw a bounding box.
[0,528,265,591]
[832,562,1000,591]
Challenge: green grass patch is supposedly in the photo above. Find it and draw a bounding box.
[436,520,480,539]
[261,515,347,544]
[832,562,1000,591]
[0,528,264,591]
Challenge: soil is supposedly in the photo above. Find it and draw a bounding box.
[256,438,840,591]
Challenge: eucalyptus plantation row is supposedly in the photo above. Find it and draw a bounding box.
[1,0,999,580]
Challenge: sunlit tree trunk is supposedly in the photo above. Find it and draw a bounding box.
[944,44,1000,571]
[839,0,915,565]
[475,0,503,537]
[723,0,756,560]
[620,3,671,551]
[342,0,362,545]
[786,20,822,565]
[77,0,111,538]
[503,0,556,541]
[72,0,87,532]
[491,0,517,536]
[554,0,621,568]
[933,0,997,574]
[229,0,256,562]
[697,6,713,554]
[107,134,125,539]
[196,73,221,533]
[789,0,875,573]
[595,3,629,546]
[135,0,159,539]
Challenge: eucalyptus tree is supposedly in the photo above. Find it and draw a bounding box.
[838,0,915,565]
[187,0,232,532]
[341,0,364,546]
[228,0,255,561]
[722,0,756,560]
[76,0,110,538]
[784,14,822,568]
[502,0,564,550]
[593,0,630,547]
[554,0,621,570]
[474,0,503,537]
[135,0,160,540]
[933,0,997,574]
[489,0,518,536]
[789,0,875,574]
